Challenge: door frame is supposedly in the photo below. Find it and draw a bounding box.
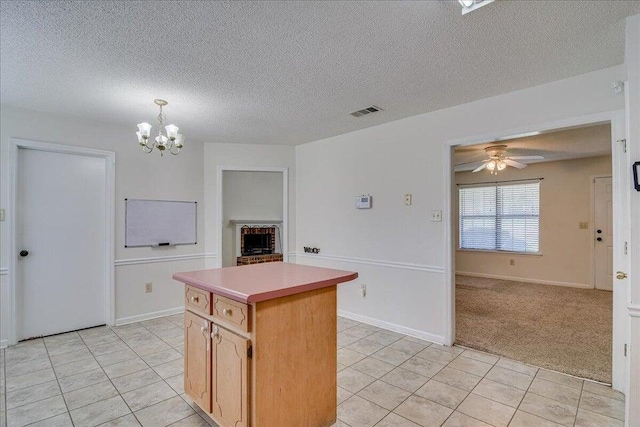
[215,166,289,268]
[8,138,116,345]
[591,174,613,290]
[443,109,629,391]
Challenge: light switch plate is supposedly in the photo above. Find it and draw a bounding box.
[431,210,442,222]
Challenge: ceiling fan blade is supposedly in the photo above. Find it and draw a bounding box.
[455,158,492,166]
[508,155,544,160]
[504,159,527,169]
[472,162,489,173]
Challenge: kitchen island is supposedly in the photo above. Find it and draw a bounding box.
[173,262,358,427]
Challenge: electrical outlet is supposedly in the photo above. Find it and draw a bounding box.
[510,259,515,266]
[145,282,153,293]
[360,284,367,298]
[431,210,442,222]
[404,194,412,206]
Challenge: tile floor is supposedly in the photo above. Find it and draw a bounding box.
[0,315,626,427]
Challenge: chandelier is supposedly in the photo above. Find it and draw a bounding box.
[136,99,184,156]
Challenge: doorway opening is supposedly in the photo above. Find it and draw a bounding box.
[216,166,288,268]
[444,111,628,391]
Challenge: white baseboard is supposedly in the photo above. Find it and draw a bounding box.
[115,306,184,326]
[456,271,593,289]
[337,309,445,345]
[0,339,7,349]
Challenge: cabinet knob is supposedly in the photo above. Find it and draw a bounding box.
[223,308,232,316]
[191,296,199,303]
[211,325,220,338]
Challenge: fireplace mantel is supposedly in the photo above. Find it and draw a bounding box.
[230,219,282,225]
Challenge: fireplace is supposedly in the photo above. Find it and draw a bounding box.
[237,226,283,265]
[241,227,275,255]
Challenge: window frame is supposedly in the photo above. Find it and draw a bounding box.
[458,180,541,255]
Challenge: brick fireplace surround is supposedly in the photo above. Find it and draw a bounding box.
[237,226,283,266]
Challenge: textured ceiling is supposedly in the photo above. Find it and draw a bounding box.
[454,123,612,171]
[1,1,638,146]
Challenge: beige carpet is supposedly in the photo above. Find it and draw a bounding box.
[455,275,612,383]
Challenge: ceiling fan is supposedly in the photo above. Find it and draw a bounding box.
[467,145,544,175]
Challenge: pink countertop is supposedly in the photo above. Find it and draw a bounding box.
[173,262,358,304]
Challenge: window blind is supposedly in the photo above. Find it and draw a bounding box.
[459,182,540,253]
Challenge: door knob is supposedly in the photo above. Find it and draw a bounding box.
[616,271,627,280]
[596,237,603,242]
[19,250,29,257]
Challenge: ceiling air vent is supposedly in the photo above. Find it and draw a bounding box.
[350,105,382,118]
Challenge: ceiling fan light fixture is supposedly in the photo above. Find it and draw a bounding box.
[458,0,474,7]
[497,160,507,171]
[486,160,496,171]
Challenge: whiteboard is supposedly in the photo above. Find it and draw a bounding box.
[125,199,197,247]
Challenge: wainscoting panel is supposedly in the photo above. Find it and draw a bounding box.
[294,252,446,342]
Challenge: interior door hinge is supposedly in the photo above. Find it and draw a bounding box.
[247,346,252,359]
[625,241,628,255]
[618,139,627,153]
[624,344,627,357]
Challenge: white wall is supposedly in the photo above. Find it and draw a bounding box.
[455,155,612,288]
[203,143,296,268]
[0,106,206,345]
[221,171,283,267]
[295,65,626,343]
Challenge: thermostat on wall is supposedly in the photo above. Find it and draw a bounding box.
[356,195,372,209]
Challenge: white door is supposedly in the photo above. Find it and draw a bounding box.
[17,148,107,340]
[594,177,613,291]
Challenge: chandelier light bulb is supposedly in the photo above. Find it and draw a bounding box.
[155,134,169,146]
[137,122,152,138]
[165,124,179,140]
[174,134,185,148]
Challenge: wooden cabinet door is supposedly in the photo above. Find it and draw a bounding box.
[211,324,250,427]
[184,311,211,413]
